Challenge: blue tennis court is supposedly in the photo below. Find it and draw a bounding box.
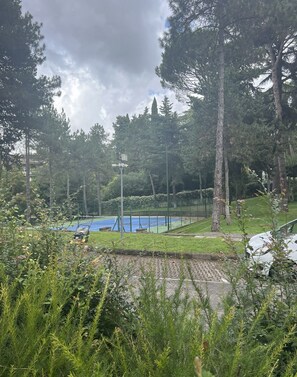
[64,216,189,233]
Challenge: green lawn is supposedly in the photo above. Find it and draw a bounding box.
[89,231,232,254]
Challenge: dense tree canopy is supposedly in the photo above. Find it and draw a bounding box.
[0,0,60,166]
[157,0,297,229]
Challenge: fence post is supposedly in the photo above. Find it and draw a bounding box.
[118,207,120,231]
[130,208,132,232]
[197,200,199,221]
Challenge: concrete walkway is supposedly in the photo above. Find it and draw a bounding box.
[195,232,254,241]
[166,232,254,242]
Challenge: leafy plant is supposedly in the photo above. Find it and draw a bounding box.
[104,268,203,376]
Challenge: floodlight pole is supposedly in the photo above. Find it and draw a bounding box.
[166,145,170,232]
[120,163,124,239]
[112,155,128,239]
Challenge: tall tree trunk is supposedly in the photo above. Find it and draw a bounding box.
[268,42,288,211]
[199,172,203,201]
[0,127,3,179]
[66,173,70,201]
[96,173,102,216]
[66,173,72,217]
[224,153,231,225]
[149,172,156,203]
[211,20,225,232]
[0,154,2,181]
[49,152,54,217]
[267,172,271,194]
[172,179,177,208]
[83,174,88,216]
[25,131,31,223]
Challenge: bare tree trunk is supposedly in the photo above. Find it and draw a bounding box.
[198,172,203,201]
[66,173,72,217]
[0,127,3,180]
[224,153,231,225]
[49,153,54,217]
[96,173,102,216]
[66,173,70,200]
[268,42,288,211]
[267,172,271,194]
[25,131,31,223]
[0,155,2,181]
[172,180,177,208]
[211,20,225,232]
[288,140,294,156]
[83,174,88,216]
[149,172,156,203]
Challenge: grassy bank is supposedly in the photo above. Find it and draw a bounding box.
[175,196,297,234]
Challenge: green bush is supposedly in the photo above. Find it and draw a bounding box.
[0,200,136,376]
[103,269,202,376]
[102,171,152,200]
[0,252,136,376]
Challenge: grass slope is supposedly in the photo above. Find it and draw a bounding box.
[176,196,297,234]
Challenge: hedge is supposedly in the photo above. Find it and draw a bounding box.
[101,188,213,214]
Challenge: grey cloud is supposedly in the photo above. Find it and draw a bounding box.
[21,0,187,132]
[23,0,164,77]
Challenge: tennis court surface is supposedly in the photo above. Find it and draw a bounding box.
[63,216,190,233]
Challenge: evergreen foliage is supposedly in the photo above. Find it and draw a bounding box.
[0,0,60,162]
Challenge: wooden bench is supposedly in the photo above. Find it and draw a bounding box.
[99,226,112,232]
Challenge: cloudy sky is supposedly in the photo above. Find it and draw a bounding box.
[21,0,187,134]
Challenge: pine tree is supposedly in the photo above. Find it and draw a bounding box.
[157,0,231,231]
[151,97,158,116]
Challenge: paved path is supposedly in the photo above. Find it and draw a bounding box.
[105,253,233,310]
[113,253,228,281]
[168,232,254,242]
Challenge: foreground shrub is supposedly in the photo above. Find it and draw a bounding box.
[202,192,297,376]
[105,271,203,376]
[2,246,297,376]
[207,258,297,377]
[0,206,136,376]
